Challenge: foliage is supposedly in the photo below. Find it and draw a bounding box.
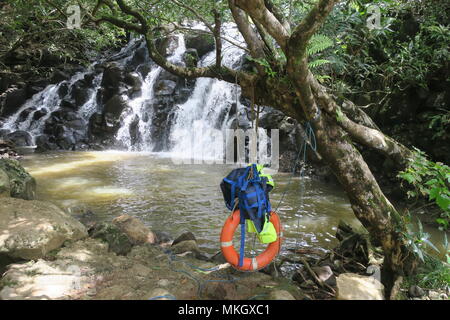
[427,109,450,140]
[398,148,450,230]
[414,253,450,290]
[0,0,126,74]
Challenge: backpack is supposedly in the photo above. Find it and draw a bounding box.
[220,164,275,267]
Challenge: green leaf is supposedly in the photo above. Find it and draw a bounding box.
[436,194,450,211]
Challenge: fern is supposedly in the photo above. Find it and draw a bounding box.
[307,34,334,74]
[307,34,333,56]
[309,59,331,69]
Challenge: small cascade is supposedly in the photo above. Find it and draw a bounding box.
[116,35,187,151]
[169,23,271,163]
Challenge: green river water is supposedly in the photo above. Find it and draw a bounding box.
[21,151,448,259]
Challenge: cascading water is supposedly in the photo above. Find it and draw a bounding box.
[169,23,271,164]
[115,35,186,151]
[2,22,272,162]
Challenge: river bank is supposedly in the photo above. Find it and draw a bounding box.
[0,153,447,300]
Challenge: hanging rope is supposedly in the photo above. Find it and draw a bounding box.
[274,122,316,252]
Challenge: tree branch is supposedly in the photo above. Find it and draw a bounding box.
[228,0,266,60]
[235,0,290,52]
[213,8,222,68]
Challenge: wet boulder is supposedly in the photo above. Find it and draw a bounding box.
[0,87,27,117]
[17,107,36,122]
[70,78,91,106]
[35,135,57,152]
[101,63,125,103]
[5,130,33,147]
[124,72,143,97]
[50,69,71,83]
[185,33,215,58]
[154,80,176,96]
[0,198,88,260]
[104,94,128,118]
[32,108,48,121]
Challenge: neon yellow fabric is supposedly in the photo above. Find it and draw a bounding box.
[246,218,278,244]
[247,164,275,188]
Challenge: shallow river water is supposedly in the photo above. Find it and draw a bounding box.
[21,151,447,259]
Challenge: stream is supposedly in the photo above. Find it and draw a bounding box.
[21,150,448,260]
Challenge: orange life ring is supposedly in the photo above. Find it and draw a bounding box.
[220,210,283,271]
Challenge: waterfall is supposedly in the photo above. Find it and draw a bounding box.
[115,35,186,151]
[2,71,100,144]
[1,22,273,162]
[168,23,271,164]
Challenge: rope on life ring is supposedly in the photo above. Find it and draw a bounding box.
[220,210,283,271]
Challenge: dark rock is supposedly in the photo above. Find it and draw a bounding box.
[60,98,77,110]
[17,107,36,122]
[137,64,152,78]
[185,33,215,58]
[5,131,33,147]
[409,285,425,298]
[71,79,90,106]
[170,240,199,254]
[1,87,27,117]
[154,231,172,244]
[154,80,176,96]
[32,108,48,121]
[103,95,128,122]
[51,69,71,83]
[172,231,197,247]
[101,63,124,88]
[57,82,70,98]
[35,135,57,152]
[89,222,134,256]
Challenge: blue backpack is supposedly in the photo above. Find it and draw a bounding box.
[220,164,272,267]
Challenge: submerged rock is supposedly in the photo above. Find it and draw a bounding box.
[0,159,36,200]
[336,273,385,300]
[0,198,88,260]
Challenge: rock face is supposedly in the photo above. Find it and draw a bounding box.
[0,159,36,200]
[0,198,88,260]
[336,273,385,300]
